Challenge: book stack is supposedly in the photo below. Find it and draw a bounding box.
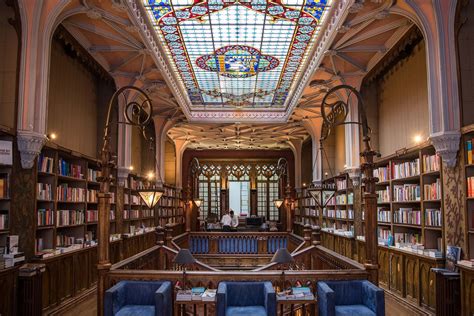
[423,249,443,258]
[378,228,390,241]
[57,184,85,202]
[0,213,8,230]
[176,290,192,301]
[377,207,391,223]
[0,174,9,198]
[191,287,206,301]
[422,154,440,173]
[425,209,442,226]
[87,169,101,182]
[423,178,441,200]
[292,287,314,300]
[58,159,83,179]
[86,210,98,222]
[467,176,474,198]
[202,289,217,302]
[467,140,474,164]
[4,252,25,268]
[374,166,390,182]
[393,208,421,225]
[56,209,85,226]
[394,232,421,245]
[392,159,420,179]
[393,184,421,202]
[37,183,53,200]
[37,208,54,226]
[38,154,54,173]
[377,187,390,203]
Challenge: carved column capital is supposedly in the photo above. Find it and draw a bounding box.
[346,167,361,186]
[430,131,461,168]
[17,130,47,169]
[117,166,130,186]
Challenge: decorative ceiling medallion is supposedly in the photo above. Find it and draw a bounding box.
[143,0,333,109]
[196,45,279,78]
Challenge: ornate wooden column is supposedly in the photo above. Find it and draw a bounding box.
[250,165,258,216]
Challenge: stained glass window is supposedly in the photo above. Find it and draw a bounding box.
[143,0,332,108]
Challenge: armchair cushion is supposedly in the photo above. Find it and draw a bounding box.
[317,280,384,316]
[226,306,267,316]
[104,280,172,316]
[335,305,376,316]
[217,281,276,316]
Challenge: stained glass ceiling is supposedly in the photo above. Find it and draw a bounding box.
[142,0,333,110]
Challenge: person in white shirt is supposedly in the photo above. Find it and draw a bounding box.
[221,210,239,231]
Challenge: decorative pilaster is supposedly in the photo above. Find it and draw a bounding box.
[430,131,461,168]
[16,130,47,169]
[117,166,130,186]
[287,139,303,190]
[301,118,323,184]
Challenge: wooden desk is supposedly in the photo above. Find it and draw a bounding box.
[277,297,317,316]
[174,299,216,316]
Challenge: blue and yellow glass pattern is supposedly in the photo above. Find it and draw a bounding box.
[143,0,332,107]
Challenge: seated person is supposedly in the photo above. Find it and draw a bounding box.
[221,210,239,231]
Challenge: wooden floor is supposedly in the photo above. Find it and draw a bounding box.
[56,289,431,316]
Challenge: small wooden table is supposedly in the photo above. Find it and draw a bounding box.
[174,298,216,316]
[277,296,317,316]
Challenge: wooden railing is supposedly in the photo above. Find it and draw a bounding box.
[172,232,306,255]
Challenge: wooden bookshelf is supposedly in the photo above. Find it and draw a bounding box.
[35,145,122,257]
[294,187,318,228]
[356,145,443,255]
[0,130,14,253]
[463,127,474,259]
[157,184,184,228]
[322,174,354,235]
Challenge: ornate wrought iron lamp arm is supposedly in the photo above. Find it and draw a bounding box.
[97,86,153,316]
[319,84,380,285]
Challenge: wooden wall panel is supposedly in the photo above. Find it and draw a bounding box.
[0,2,18,129]
[458,0,474,126]
[165,139,176,185]
[47,40,99,157]
[378,42,429,156]
[334,124,345,174]
[301,139,312,186]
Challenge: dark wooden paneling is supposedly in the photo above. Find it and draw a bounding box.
[0,267,18,316]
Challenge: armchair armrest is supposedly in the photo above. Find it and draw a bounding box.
[105,282,126,316]
[317,282,335,316]
[155,281,172,316]
[263,282,276,316]
[217,282,227,316]
[362,281,385,316]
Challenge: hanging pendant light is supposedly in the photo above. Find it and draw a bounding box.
[273,198,284,208]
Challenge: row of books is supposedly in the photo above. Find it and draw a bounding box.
[58,158,83,179]
[123,209,155,220]
[377,207,390,223]
[425,209,442,226]
[378,228,391,241]
[87,189,99,203]
[392,159,420,179]
[393,208,421,225]
[130,178,144,190]
[37,209,54,226]
[393,232,421,244]
[87,168,101,182]
[374,166,390,182]
[0,174,9,199]
[422,154,440,173]
[423,178,441,200]
[323,209,354,219]
[157,208,184,217]
[467,176,474,198]
[37,183,53,200]
[467,139,474,164]
[336,179,347,190]
[57,184,86,202]
[393,184,421,202]
[38,154,54,173]
[377,187,390,203]
[159,197,181,207]
[86,210,98,222]
[0,213,8,230]
[56,210,85,226]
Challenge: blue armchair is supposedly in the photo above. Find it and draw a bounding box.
[104,280,172,316]
[317,280,385,316]
[217,281,276,316]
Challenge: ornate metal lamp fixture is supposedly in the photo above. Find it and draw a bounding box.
[318,84,380,285]
[96,86,161,315]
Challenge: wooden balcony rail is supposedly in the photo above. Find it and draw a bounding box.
[172,232,306,255]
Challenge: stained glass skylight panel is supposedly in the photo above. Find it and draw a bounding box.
[143,0,332,108]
